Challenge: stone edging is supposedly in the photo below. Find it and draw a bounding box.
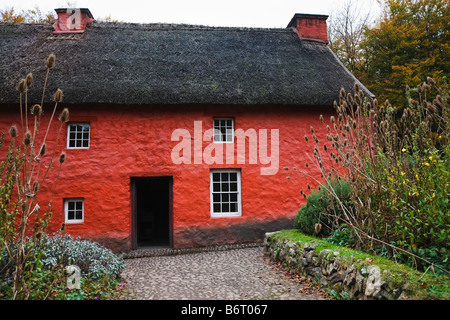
[263,231,410,300]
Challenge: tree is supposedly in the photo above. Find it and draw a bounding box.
[362,0,450,108]
[0,6,56,24]
[328,0,376,83]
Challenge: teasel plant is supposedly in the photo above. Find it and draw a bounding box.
[295,79,449,275]
[0,53,70,299]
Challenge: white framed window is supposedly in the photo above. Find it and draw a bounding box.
[210,169,241,217]
[213,118,234,143]
[64,198,84,223]
[67,123,90,149]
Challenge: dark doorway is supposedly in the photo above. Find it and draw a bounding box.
[131,177,172,248]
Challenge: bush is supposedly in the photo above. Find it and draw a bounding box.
[303,79,449,274]
[0,233,126,299]
[39,233,126,280]
[294,178,352,237]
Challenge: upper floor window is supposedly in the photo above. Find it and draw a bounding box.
[213,118,234,143]
[67,123,90,149]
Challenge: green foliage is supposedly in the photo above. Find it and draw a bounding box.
[294,178,352,237]
[304,78,449,274]
[0,233,126,300]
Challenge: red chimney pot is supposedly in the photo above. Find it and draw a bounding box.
[53,8,95,34]
[287,13,329,44]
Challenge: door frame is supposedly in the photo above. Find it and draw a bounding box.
[130,176,173,249]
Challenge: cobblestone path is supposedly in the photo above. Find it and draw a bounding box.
[120,246,326,300]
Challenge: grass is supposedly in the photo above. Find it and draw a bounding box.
[271,229,450,300]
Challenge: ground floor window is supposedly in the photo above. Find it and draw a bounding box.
[210,169,241,217]
[64,198,84,223]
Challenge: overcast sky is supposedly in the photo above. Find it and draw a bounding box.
[2,0,381,27]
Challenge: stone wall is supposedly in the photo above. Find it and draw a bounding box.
[263,231,410,300]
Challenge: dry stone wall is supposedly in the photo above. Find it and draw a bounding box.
[263,231,410,300]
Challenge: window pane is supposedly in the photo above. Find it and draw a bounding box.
[230,183,237,192]
[222,203,229,212]
[213,194,220,203]
[230,203,237,212]
[68,202,74,210]
[213,173,220,182]
[76,201,82,210]
[76,210,82,220]
[213,183,221,192]
[222,193,229,202]
[68,211,74,220]
[213,204,221,213]
[230,193,237,202]
[221,173,229,181]
[222,183,229,192]
[230,173,237,181]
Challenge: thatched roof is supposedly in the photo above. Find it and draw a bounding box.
[0,22,373,106]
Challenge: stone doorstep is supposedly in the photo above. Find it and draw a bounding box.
[122,242,264,259]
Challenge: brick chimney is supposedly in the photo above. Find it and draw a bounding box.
[287,13,328,44]
[53,8,95,34]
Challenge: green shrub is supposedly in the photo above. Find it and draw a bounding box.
[0,233,126,299]
[294,178,352,236]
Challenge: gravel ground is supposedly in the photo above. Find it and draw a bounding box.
[119,245,327,300]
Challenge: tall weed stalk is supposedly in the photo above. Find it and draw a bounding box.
[299,79,449,274]
[0,54,69,299]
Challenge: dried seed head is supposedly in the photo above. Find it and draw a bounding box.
[54,89,63,103]
[26,73,33,87]
[405,84,410,92]
[23,130,31,146]
[31,104,43,116]
[46,54,55,69]
[320,114,324,122]
[354,83,360,93]
[39,143,46,156]
[17,79,27,93]
[410,99,419,107]
[9,125,18,138]
[58,108,69,122]
[427,77,435,86]
[304,135,309,142]
[310,126,314,133]
[330,116,335,124]
[340,88,346,99]
[59,151,66,164]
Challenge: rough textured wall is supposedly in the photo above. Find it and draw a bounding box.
[0,103,332,251]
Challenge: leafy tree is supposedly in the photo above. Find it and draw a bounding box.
[362,0,450,108]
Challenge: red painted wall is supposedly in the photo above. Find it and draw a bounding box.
[0,104,333,251]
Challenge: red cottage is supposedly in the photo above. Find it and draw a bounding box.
[0,9,373,252]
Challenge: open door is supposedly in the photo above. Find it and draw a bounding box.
[131,177,173,248]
